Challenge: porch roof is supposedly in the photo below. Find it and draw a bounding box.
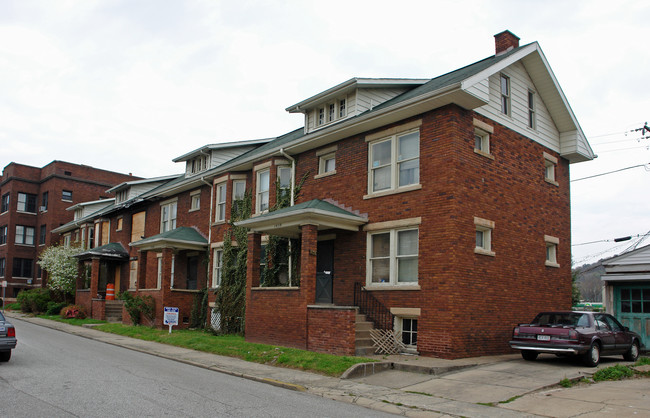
[234,199,367,238]
[129,226,208,251]
[75,242,129,260]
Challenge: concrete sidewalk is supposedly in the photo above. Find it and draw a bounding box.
[6,311,649,417]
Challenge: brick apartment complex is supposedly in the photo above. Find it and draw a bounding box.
[0,161,137,297]
[53,31,595,359]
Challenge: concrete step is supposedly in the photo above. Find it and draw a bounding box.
[355,346,376,356]
[355,321,373,331]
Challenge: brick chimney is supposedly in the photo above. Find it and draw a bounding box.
[494,30,520,55]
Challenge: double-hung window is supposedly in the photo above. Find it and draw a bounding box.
[368,228,419,285]
[13,258,33,278]
[474,217,495,256]
[17,193,37,213]
[256,169,270,213]
[16,225,35,245]
[62,190,73,201]
[369,129,420,194]
[0,226,6,245]
[212,248,223,288]
[543,152,558,186]
[1,193,9,213]
[500,74,510,115]
[160,200,177,233]
[41,192,48,211]
[216,183,227,222]
[0,258,5,277]
[39,225,46,245]
[190,191,201,211]
[232,180,246,215]
[278,166,291,190]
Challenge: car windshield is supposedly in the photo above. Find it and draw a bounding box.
[532,312,589,327]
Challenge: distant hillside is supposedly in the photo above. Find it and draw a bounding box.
[573,261,605,302]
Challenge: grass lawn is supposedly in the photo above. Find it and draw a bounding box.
[37,315,375,376]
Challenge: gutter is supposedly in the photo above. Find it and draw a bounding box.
[200,176,214,286]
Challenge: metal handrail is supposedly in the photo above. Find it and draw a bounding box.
[353,282,393,330]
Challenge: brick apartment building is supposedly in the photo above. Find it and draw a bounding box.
[0,161,137,297]
[54,31,595,359]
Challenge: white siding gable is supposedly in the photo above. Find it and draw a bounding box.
[475,61,560,152]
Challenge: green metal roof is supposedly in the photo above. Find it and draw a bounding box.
[129,226,208,251]
[75,242,129,260]
[235,199,367,238]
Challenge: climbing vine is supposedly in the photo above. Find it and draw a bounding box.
[261,171,309,287]
[215,189,252,334]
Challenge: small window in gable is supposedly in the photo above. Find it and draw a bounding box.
[318,108,325,126]
[545,235,560,268]
[528,90,536,129]
[116,189,128,204]
[543,152,558,186]
[474,217,495,256]
[500,74,510,115]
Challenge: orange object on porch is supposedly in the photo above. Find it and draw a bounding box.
[106,283,115,300]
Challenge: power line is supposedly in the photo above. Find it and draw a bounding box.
[571,163,650,182]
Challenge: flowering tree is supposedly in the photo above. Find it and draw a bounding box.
[38,245,82,300]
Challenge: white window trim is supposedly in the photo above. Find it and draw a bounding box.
[316,152,337,178]
[215,182,227,223]
[255,168,270,214]
[116,216,123,231]
[160,199,178,233]
[232,179,246,202]
[500,74,511,116]
[212,247,224,288]
[156,253,163,289]
[545,235,560,268]
[395,316,418,351]
[277,166,292,189]
[474,217,495,257]
[366,227,419,287]
[366,127,421,196]
[189,190,201,212]
[528,90,536,130]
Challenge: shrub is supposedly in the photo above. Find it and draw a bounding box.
[46,301,69,315]
[60,305,87,319]
[17,288,52,313]
[119,292,155,325]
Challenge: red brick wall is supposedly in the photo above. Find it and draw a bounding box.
[245,288,307,348]
[307,306,356,355]
[282,104,572,358]
[91,299,106,321]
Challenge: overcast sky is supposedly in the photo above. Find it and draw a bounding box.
[1,0,648,266]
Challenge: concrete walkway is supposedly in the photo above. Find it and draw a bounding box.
[6,311,649,417]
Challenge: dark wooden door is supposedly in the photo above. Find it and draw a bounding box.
[315,241,334,303]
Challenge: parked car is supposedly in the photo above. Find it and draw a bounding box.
[509,311,643,367]
[0,311,17,362]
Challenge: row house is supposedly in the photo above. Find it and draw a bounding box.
[57,31,595,359]
[0,161,136,297]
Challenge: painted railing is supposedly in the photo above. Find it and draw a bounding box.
[353,282,393,330]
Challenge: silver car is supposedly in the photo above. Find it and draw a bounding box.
[0,311,17,362]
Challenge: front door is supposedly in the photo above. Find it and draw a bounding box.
[315,240,334,304]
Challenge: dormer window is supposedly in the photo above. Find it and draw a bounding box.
[189,155,210,175]
[75,208,83,220]
[116,189,128,204]
[315,96,348,129]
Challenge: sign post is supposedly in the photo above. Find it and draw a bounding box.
[163,307,179,334]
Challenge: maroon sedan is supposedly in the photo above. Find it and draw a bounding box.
[509,311,643,367]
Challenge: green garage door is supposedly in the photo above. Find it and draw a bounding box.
[615,285,650,349]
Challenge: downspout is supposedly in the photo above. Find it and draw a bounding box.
[201,176,214,287]
[279,148,295,206]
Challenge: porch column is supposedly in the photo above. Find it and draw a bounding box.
[246,232,262,288]
[161,248,174,310]
[137,250,147,291]
[300,224,318,305]
[76,261,85,290]
[90,257,100,298]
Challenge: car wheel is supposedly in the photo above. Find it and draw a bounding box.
[623,341,639,362]
[521,350,538,361]
[583,343,600,367]
[0,350,11,362]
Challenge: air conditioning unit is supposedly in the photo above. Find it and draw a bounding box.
[39,206,47,212]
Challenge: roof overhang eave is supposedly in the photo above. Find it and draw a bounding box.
[129,238,208,252]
